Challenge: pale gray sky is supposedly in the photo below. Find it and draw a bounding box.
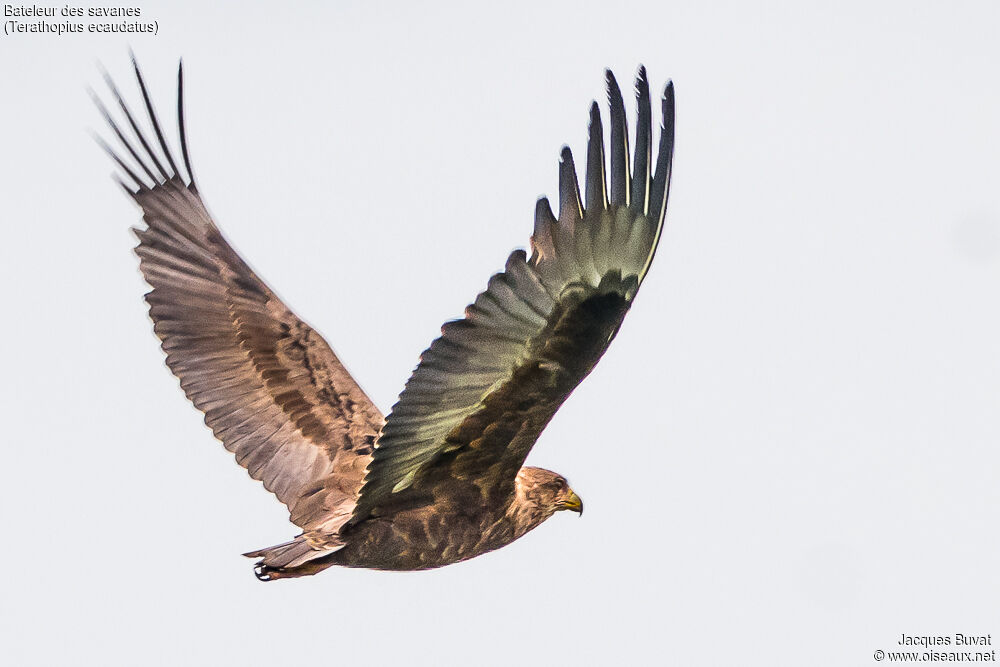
[2,1,999,665]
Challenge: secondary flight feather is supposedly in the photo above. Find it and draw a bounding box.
[95,59,674,580]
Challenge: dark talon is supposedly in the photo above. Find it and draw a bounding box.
[254,564,272,581]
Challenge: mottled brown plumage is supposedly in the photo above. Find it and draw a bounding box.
[96,59,673,580]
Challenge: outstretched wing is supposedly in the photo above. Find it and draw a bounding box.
[352,68,673,523]
[95,60,384,538]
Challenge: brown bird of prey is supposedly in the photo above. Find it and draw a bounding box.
[95,60,673,580]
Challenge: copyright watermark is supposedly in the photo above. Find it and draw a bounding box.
[873,634,995,662]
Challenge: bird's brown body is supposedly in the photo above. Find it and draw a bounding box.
[95,60,673,580]
[327,467,576,572]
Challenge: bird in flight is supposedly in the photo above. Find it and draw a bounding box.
[94,60,674,580]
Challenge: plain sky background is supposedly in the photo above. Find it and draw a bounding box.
[2,1,999,665]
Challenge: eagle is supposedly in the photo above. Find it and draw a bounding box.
[94,60,674,580]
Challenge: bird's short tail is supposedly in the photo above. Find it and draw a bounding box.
[243,536,341,581]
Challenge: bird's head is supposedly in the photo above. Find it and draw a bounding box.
[516,467,584,521]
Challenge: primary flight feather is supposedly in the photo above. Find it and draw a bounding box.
[96,60,674,580]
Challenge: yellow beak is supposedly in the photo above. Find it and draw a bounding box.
[561,490,584,515]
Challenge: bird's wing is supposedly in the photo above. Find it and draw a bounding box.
[96,61,384,538]
[351,68,673,522]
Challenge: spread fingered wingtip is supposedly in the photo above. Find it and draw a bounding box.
[554,65,670,223]
[534,196,556,225]
[176,59,197,192]
[605,69,630,208]
[530,195,557,264]
[649,76,675,227]
[93,131,146,192]
[558,145,582,222]
[102,63,172,182]
[661,80,675,124]
[631,65,652,217]
[584,101,607,213]
[93,56,198,196]
[91,83,157,187]
[131,56,181,179]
